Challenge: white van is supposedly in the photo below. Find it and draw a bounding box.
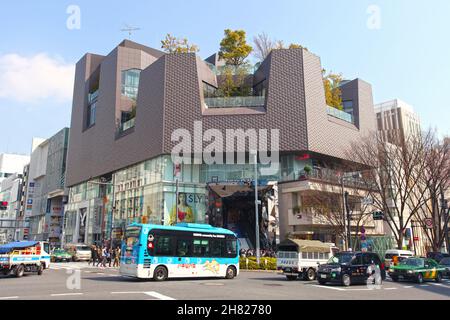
[64,243,92,262]
[384,249,414,267]
[277,239,337,281]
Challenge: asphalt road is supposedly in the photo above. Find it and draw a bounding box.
[0,262,449,300]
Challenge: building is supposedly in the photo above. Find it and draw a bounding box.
[374,99,421,144]
[0,173,24,243]
[64,40,382,249]
[0,153,30,189]
[28,129,69,247]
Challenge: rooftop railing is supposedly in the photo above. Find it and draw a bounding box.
[204,96,265,108]
[326,105,353,123]
[120,117,135,133]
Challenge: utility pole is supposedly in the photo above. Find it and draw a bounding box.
[440,186,449,253]
[341,176,348,251]
[345,191,352,251]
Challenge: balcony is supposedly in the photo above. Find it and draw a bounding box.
[327,106,353,123]
[119,117,135,133]
[204,96,265,108]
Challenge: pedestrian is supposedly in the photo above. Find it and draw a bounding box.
[89,245,97,266]
[113,247,121,268]
[107,247,112,267]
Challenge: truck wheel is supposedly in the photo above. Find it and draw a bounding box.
[37,264,44,275]
[15,265,25,278]
[305,268,316,281]
[286,275,297,281]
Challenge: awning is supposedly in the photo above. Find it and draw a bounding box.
[0,241,39,254]
[278,239,331,253]
[208,184,273,198]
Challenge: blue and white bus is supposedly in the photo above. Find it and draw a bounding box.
[119,223,239,281]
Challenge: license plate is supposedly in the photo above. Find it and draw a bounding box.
[321,274,327,279]
[285,268,291,272]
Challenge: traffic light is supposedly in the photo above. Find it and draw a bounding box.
[0,201,8,210]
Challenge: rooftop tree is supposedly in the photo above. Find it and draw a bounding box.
[218,29,253,66]
[161,33,199,53]
[322,69,343,110]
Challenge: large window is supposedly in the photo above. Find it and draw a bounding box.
[193,239,210,257]
[86,102,96,127]
[121,69,141,100]
[154,235,174,256]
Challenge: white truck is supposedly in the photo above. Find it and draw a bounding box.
[277,239,339,281]
[0,241,51,277]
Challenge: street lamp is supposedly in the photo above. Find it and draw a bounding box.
[250,150,260,264]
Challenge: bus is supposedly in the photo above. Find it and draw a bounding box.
[119,223,239,281]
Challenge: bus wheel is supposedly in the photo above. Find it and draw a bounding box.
[15,265,25,278]
[153,266,168,281]
[37,264,44,276]
[225,266,236,279]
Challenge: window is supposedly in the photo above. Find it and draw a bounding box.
[176,239,191,257]
[252,79,267,97]
[210,239,224,257]
[350,254,362,265]
[225,239,237,257]
[86,102,96,127]
[343,100,353,115]
[193,239,210,257]
[121,69,141,100]
[203,82,218,98]
[154,235,173,256]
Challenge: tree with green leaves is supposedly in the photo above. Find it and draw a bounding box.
[219,29,253,66]
[161,33,199,53]
[322,69,343,110]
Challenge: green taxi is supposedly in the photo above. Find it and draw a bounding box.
[51,248,72,262]
[388,257,445,283]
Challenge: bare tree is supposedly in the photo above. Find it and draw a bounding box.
[413,133,450,252]
[253,32,274,62]
[350,130,434,250]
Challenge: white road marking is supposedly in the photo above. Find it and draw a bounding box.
[111,291,143,294]
[51,293,84,297]
[429,283,443,286]
[0,296,19,300]
[310,285,345,291]
[144,291,176,300]
[403,286,414,289]
[419,285,430,287]
[383,288,397,290]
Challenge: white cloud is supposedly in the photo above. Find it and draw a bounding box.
[0,53,75,103]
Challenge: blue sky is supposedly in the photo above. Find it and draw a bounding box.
[0,0,449,154]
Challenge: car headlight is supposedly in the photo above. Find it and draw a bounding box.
[389,268,394,272]
[331,267,341,273]
[407,270,414,274]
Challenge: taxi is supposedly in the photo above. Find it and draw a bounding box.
[388,257,445,283]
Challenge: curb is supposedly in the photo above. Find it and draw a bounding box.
[240,269,282,274]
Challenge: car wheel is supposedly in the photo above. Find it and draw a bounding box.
[391,275,399,282]
[342,274,351,287]
[225,266,236,280]
[305,268,316,281]
[435,272,442,283]
[286,275,298,281]
[15,265,25,278]
[153,266,168,281]
[416,273,424,284]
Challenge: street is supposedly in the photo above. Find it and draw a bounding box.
[0,262,449,300]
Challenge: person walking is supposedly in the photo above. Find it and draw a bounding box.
[113,247,121,268]
[107,247,112,267]
[89,245,97,266]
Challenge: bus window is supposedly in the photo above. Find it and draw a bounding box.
[154,236,174,256]
[193,239,209,257]
[176,239,191,257]
[210,239,223,258]
[225,239,237,257]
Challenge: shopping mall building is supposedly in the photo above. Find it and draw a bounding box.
[63,40,384,249]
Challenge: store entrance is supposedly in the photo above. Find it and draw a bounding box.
[207,183,273,251]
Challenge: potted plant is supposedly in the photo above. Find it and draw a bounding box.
[303,165,312,174]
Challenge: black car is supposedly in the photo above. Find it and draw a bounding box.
[426,252,450,263]
[439,257,450,278]
[317,251,386,287]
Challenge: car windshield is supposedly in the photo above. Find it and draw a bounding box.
[400,258,424,267]
[54,249,66,253]
[77,246,90,251]
[327,253,353,264]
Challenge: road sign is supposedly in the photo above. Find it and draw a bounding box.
[372,211,384,220]
[424,218,433,229]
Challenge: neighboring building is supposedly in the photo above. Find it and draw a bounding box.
[0,153,30,189]
[0,173,24,243]
[28,129,69,247]
[64,40,382,250]
[374,99,421,144]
